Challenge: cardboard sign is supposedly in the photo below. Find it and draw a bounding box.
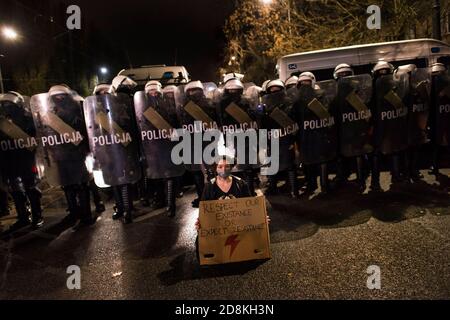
[198,196,271,266]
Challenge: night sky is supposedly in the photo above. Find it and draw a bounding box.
[66,0,235,81]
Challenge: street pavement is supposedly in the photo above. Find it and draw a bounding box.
[0,170,449,300]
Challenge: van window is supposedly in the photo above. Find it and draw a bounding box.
[438,56,450,65]
[162,71,175,79]
[303,58,429,81]
[389,58,428,68]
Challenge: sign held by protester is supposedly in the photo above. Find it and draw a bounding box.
[198,196,271,266]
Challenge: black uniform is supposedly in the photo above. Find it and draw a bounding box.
[0,95,43,228]
[84,92,142,223]
[134,91,185,217]
[259,89,299,197]
[429,72,450,174]
[31,91,94,227]
[216,91,259,196]
[371,73,409,188]
[293,81,338,194]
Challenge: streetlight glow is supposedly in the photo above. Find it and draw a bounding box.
[2,27,18,40]
[100,67,108,75]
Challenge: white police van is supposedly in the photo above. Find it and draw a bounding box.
[277,38,450,81]
[118,65,190,89]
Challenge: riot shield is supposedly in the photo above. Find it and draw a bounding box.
[337,74,374,157]
[286,86,299,104]
[431,73,450,147]
[133,91,185,180]
[216,91,260,172]
[407,68,431,147]
[0,94,40,181]
[83,93,142,187]
[373,74,409,155]
[174,86,219,172]
[30,93,90,187]
[296,80,338,165]
[260,90,298,174]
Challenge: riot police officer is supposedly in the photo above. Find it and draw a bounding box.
[395,64,431,182]
[334,64,373,191]
[216,76,259,196]
[31,85,95,229]
[0,91,44,230]
[175,81,218,208]
[84,75,141,224]
[259,80,299,198]
[371,61,409,190]
[294,72,338,194]
[429,62,450,176]
[134,80,185,217]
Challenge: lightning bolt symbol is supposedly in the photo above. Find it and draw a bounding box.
[225,235,240,259]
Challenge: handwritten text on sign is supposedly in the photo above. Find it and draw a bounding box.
[199,196,271,265]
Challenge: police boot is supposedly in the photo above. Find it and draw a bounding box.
[244,170,257,197]
[303,165,318,193]
[334,157,346,187]
[121,185,133,224]
[288,170,299,198]
[391,154,403,184]
[10,191,31,231]
[408,149,423,182]
[72,184,96,231]
[176,176,184,199]
[27,187,44,229]
[429,146,440,175]
[63,186,79,223]
[319,163,330,195]
[0,189,9,217]
[356,156,367,193]
[90,180,105,213]
[166,179,176,218]
[112,186,124,220]
[139,177,151,207]
[192,172,205,208]
[150,179,166,210]
[370,154,382,192]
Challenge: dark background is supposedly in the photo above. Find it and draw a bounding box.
[0,0,235,91]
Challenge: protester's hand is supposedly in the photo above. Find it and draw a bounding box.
[195,218,201,231]
[266,216,271,225]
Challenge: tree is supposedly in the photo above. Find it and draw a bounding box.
[12,58,49,96]
[223,0,444,84]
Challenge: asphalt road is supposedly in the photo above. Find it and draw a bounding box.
[0,170,449,300]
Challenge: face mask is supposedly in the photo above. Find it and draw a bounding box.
[188,91,204,103]
[217,168,232,179]
[225,91,242,103]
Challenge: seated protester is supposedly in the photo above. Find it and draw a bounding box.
[201,156,252,201]
[194,156,270,262]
